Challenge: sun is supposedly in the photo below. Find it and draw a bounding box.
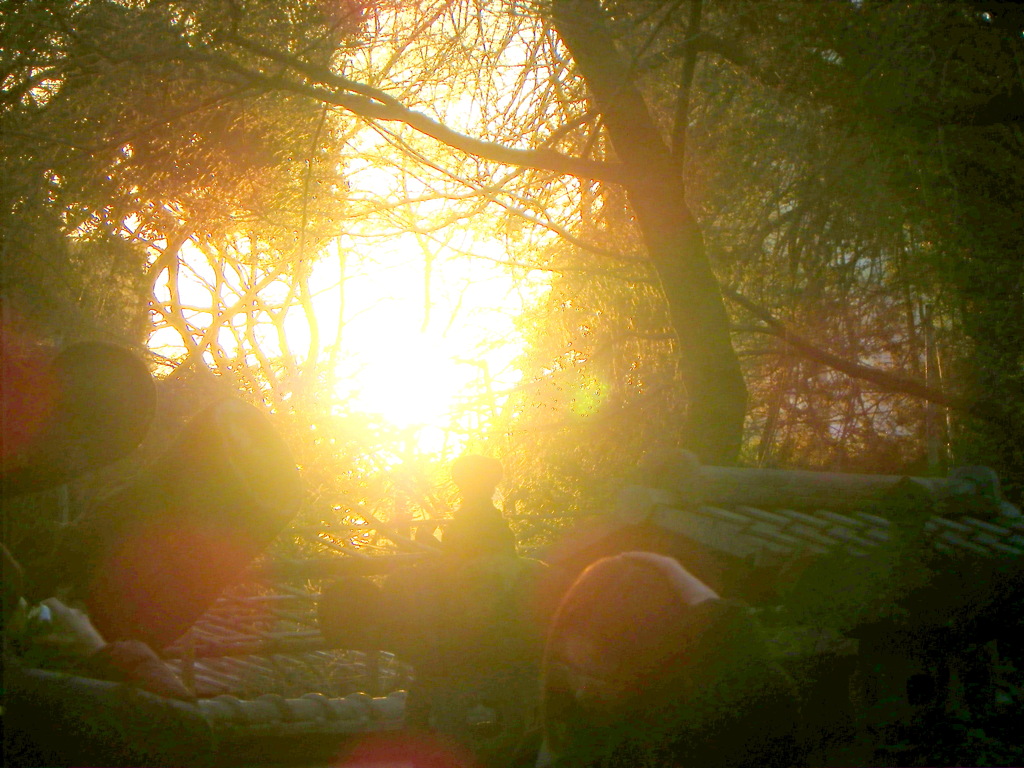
[309,233,546,456]
[148,228,546,459]
[147,195,548,459]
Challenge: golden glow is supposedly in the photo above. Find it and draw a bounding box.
[148,228,548,458]
[144,5,562,458]
[316,233,544,455]
[569,374,610,417]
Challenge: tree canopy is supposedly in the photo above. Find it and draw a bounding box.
[2,0,1021,536]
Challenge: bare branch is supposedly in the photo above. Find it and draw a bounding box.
[722,287,992,419]
[196,47,627,185]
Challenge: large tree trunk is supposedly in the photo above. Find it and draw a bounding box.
[551,0,747,464]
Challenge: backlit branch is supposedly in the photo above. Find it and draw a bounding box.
[197,44,627,185]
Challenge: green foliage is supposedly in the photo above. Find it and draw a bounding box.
[502,1,1023,489]
[3,0,1022,540]
[501,237,686,516]
[2,0,353,238]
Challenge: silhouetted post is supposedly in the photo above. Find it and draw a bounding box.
[367,456,546,764]
[444,454,516,558]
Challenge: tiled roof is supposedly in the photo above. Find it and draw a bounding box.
[608,455,1022,567]
[199,690,404,739]
[649,500,1024,564]
[162,581,411,700]
[149,458,1022,754]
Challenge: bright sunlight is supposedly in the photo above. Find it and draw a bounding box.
[150,226,549,460]
[318,232,545,455]
[145,8,560,462]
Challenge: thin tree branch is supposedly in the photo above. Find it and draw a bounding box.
[194,48,628,185]
[671,0,703,161]
[722,286,995,419]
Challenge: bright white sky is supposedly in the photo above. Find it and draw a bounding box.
[306,232,547,453]
[149,227,549,458]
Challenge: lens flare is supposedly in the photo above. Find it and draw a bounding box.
[335,731,479,768]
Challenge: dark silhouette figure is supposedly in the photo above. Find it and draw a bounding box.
[1,341,155,498]
[444,454,516,558]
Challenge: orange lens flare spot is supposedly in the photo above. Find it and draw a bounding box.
[335,732,478,768]
[87,519,270,648]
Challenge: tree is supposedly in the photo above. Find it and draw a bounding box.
[550,0,747,464]
[4,0,1021,507]
[680,0,1023,487]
